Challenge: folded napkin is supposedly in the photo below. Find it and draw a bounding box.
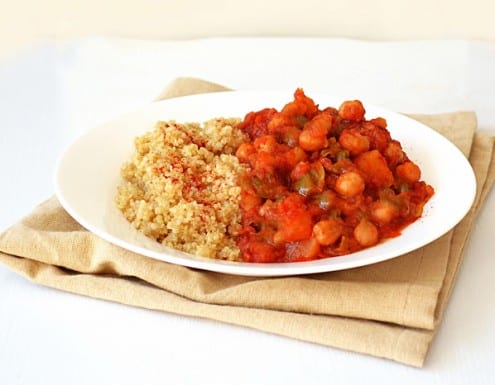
[1,78,494,367]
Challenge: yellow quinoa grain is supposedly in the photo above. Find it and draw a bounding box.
[115,118,248,261]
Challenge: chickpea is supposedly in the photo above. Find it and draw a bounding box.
[299,129,327,152]
[268,112,291,131]
[370,117,387,129]
[284,146,307,169]
[354,219,379,247]
[313,219,343,246]
[281,101,306,117]
[339,129,370,156]
[338,100,365,121]
[334,171,365,198]
[314,190,337,210]
[370,200,399,224]
[384,140,404,167]
[253,134,277,153]
[396,161,421,183]
[304,113,333,137]
[235,142,255,162]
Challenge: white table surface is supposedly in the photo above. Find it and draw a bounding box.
[1,37,494,384]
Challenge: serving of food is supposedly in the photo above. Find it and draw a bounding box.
[55,89,475,275]
[115,89,434,263]
[115,118,247,261]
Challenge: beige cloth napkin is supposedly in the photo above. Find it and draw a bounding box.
[1,78,494,367]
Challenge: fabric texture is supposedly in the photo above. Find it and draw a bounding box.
[1,77,494,367]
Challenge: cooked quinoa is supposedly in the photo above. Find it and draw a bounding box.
[115,118,248,261]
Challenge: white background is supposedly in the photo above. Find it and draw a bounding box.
[0,38,494,384]
[1,0,495,54]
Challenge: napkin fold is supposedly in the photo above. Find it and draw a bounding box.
[1,78,494,367]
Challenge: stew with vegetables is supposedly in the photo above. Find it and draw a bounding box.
[235,89,434,263]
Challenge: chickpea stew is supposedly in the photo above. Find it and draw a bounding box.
[235,89,434,263]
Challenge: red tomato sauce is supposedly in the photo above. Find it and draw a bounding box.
[235,89,434,263]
